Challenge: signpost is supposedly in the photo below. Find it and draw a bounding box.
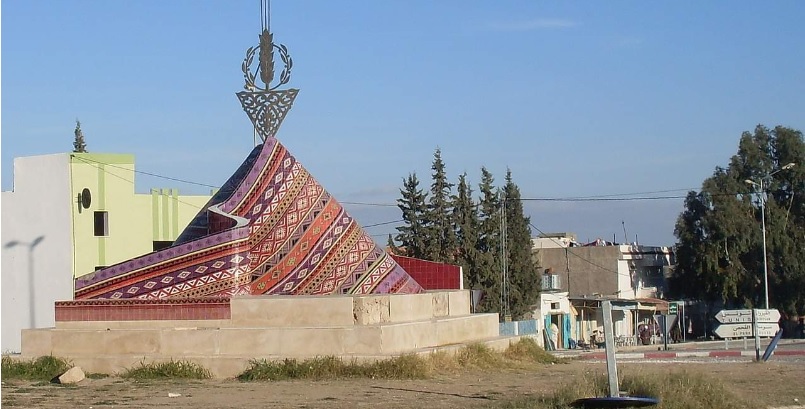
[714,322,779,338]
[715,309,780,324]
[714,308,781,361]
[669,302,678,315]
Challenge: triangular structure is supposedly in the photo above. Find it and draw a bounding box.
[74,136,422,299]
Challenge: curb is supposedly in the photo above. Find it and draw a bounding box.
[573,349,805,360]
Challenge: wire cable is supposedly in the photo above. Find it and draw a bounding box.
[71,156,206,211]
[71,155,219,189]
[529,221,631,278]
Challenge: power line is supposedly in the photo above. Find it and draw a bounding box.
[340,201,397,207]
[362,219,403,228]
[529,221,630,278]
[72,156,206,211]
[65,156,738,204]
[71,155,219,189]
[521,195,687,202]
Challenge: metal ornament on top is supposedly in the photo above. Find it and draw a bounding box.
[236,0,299,141]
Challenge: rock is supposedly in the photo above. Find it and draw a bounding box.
[57,366,85,384]
[168,393,182,398]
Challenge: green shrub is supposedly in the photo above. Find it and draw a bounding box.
[121,359,211,380]
[455,343,503,368]
[238,354,430,381]
[1,355,72,381]
[504,338,568,364]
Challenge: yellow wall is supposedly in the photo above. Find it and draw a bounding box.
[69,153,212,278]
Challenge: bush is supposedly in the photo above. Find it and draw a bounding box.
[1,355,72,381]
[504,338,568,364]
[238,354,430,381]
[121,359,211,380]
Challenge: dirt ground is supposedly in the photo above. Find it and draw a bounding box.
[2,359,804,408]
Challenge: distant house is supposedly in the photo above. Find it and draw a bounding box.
[534,232,675,346]
[533,232,674,300]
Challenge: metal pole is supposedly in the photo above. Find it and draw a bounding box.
[752,309,761,361]
[760,179,769,309]
[602,301,619,398]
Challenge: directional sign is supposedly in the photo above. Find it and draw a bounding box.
[715,309,781,324]
[715,309,753,324]
[669,302,678,315]
[754,309,781,323]
[714,322,779,338]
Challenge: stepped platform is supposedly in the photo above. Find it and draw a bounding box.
[21,290,516,378]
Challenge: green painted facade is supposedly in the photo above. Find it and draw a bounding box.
[68,153,211,278]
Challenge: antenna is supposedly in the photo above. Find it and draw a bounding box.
[621,220,628,244]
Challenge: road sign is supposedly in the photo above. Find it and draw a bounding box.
[754,309,781,323]
[669,302,678,315]
[715,309,753,324]
[715,309,780,324]
[714,322,779,338]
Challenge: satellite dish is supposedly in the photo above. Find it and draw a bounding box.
[78,188,92,211]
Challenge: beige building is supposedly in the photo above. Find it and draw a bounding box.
[534,233,674,300]
[534,233,675,347]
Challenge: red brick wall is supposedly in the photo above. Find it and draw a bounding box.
[55,297,231,322]
[390,255,462,290]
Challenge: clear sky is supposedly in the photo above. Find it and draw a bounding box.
[3,1,804,246]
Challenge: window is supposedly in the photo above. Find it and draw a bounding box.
[550,302,560,310]
[153,241,173,251]
[94,211,108,236]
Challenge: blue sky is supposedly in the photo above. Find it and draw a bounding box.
[3,1,804,246]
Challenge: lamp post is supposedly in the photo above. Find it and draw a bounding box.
[4,236,45,328]
[744,162,796,309]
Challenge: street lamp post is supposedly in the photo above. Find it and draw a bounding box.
[4,236,45,328]
[745,162,796,309]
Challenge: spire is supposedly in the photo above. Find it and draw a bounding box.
[237,0,298,141]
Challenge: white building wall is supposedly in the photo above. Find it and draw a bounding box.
[616,259,634,298]
[1,154,74,353]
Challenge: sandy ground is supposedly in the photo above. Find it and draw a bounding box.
[2,359,804,408]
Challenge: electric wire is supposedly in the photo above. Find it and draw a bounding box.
[68,157,699,279]
[71,156,207,211]
[529,221,631,279]
[71,155,219,189]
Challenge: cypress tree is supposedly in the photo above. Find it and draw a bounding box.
[395,173,429,259]
[476,167,502,314]
[426,148,456,263]
[73,120,87,153]
[503,169,540,319]
[452,172,481,291]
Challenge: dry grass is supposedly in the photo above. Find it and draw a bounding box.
[120,359,212,380]
[493,369,754,409]
[238,338,563,381]
[1,355,72,382]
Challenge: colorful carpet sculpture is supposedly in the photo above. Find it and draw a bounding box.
[73,14,422,299]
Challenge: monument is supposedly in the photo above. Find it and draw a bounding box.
[73,3,421,300]
[20,2,511,377]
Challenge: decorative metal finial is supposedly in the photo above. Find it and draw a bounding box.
[236,0,299,142]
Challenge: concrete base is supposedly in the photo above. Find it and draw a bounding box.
[22,291,513,378]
